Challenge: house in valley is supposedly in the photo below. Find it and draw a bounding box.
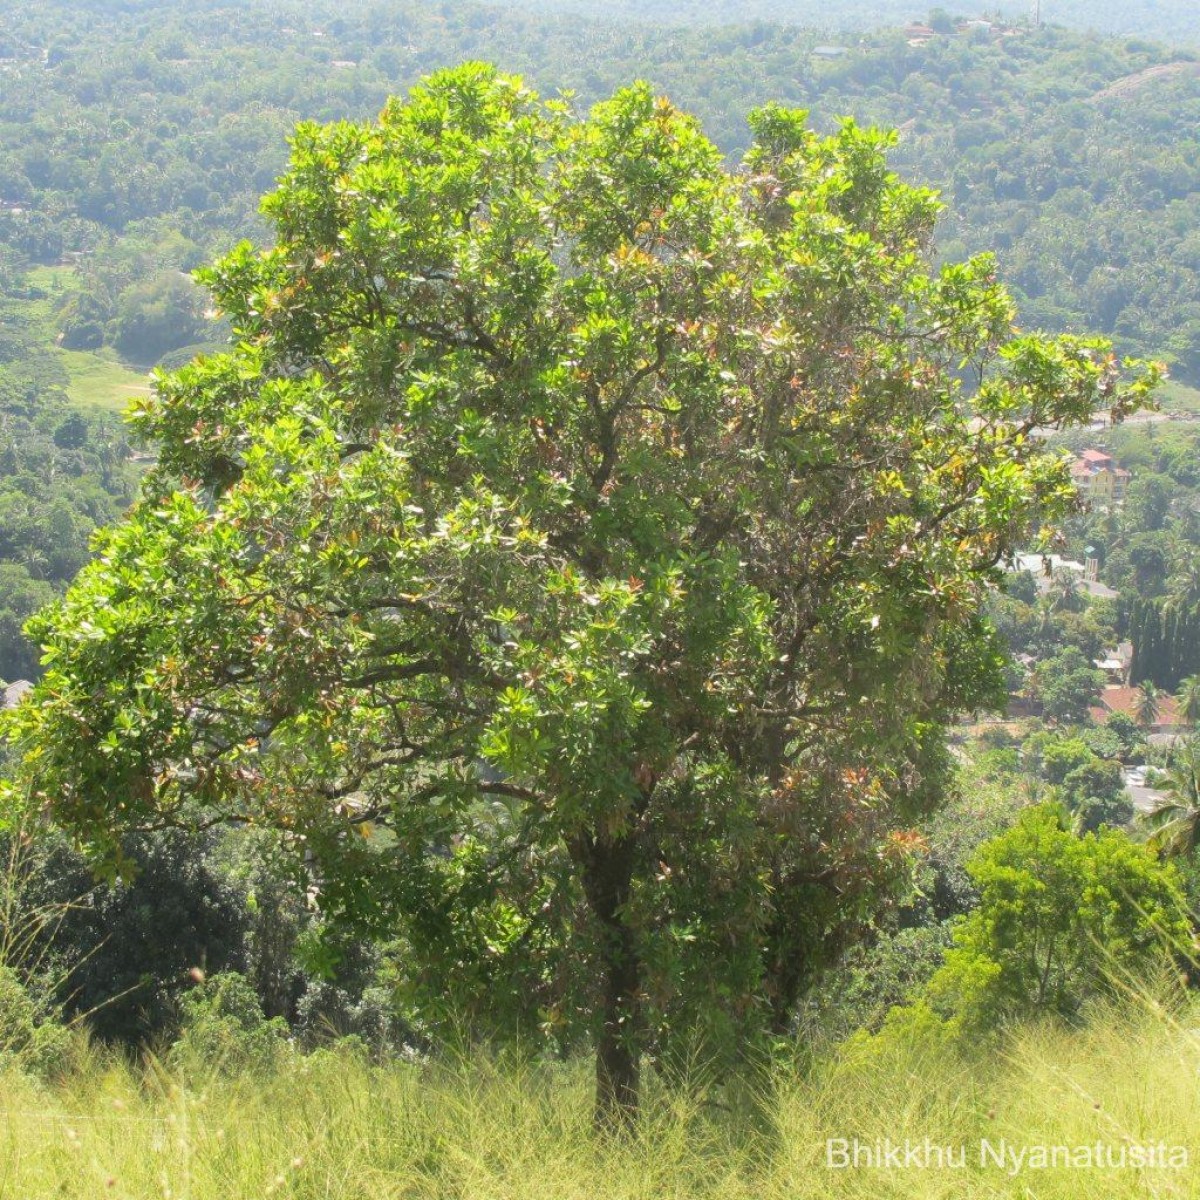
[1070,449,1131,504]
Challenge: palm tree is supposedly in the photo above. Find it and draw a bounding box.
[1049,568,1083,613]
[1178,675,1200,728]
[1135,681,1162,731]
[1092,506,1123,555]
[1144,740,1200,857]
[1167,549,1200,605]
[1032,598,1057,650]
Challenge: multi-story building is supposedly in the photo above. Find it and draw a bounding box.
[1070,449,1131,504]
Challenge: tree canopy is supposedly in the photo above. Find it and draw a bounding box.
[3,64,1157,1125]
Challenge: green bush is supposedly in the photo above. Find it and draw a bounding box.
[169,971,288,1076]
[1022,731,1134,831]
[858,804,1189,1053]
[804,924,952,1038]
[6,827,251,1046]
[0,964,75,1078]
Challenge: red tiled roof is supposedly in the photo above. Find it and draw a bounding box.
[1092,686,1181,728]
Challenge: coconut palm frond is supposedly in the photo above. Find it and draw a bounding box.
[1141,739,1200,858]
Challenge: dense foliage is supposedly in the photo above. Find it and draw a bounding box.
[0,303,137,680]
[3,3,1200,697]
[866,802,1187,1044]
[498,0,1200,44]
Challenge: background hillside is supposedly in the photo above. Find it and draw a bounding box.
[40,0,1200,44]
[3,2,1199,381]
[5,3,1200,685]
[497,0,1200,44]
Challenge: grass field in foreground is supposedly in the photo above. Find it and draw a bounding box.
[1,995,1198,1200]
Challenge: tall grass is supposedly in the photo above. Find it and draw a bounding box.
[2,992,1199,1199]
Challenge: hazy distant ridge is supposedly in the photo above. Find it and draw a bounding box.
[492,0,1200,44]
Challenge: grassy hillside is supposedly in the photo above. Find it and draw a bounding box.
[15,268,152,411]
[56,349,151,413]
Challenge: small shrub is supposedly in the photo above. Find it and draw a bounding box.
[169,971,288,1076]
[0,964,75,1077]
[855,804,1190,1055]
[295,980,407,1059]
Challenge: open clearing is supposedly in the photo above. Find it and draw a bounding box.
[57,348,151,413]
[15,265,152,412]
[1160,379,1200,415]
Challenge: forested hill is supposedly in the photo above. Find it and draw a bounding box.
[496,0,1200,45]
[37,0,1200,44]
[3,2,1199,383]
[7,5,1200,687]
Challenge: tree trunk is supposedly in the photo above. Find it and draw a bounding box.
[595,928,641,1133]
[762,865,806,1037]
[576,829,642,1133]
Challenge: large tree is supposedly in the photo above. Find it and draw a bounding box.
[3,66,1156,1126]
